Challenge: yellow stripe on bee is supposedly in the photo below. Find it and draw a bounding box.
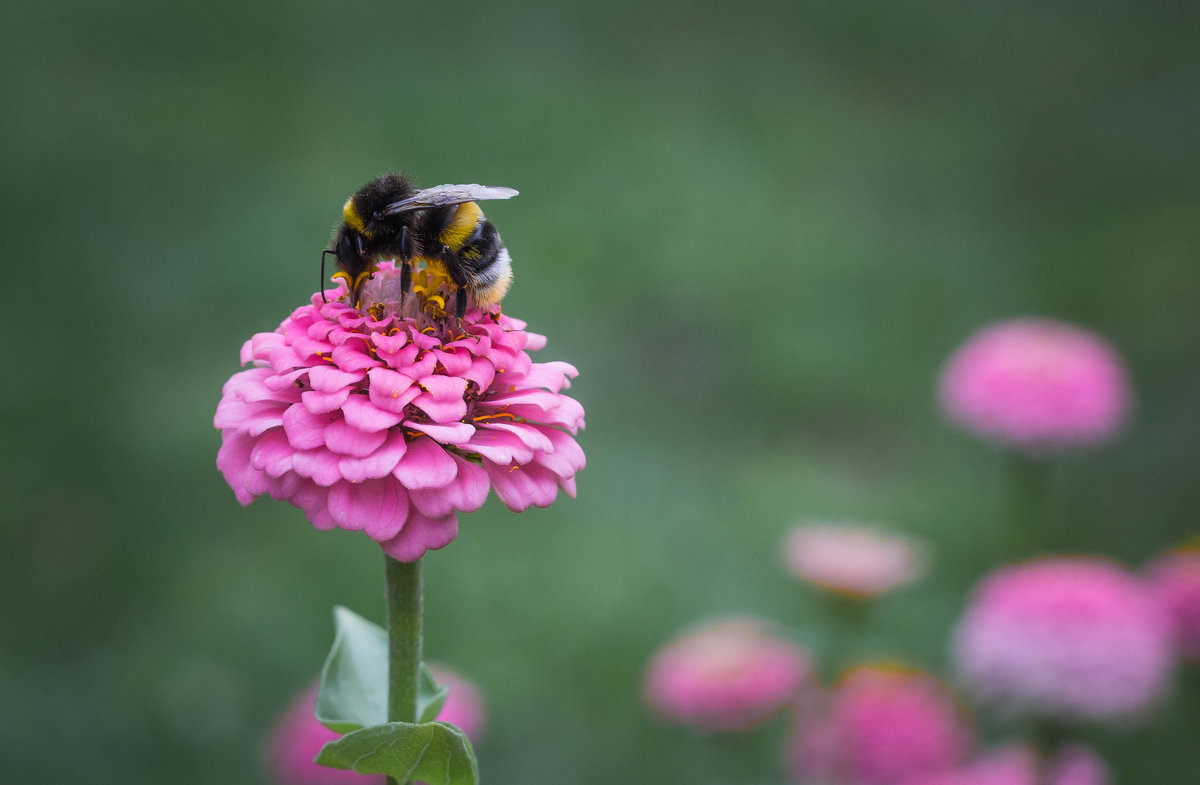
[343,198,366,234]
[472,267,513,306]
[438,202,482,250]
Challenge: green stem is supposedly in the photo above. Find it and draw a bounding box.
[1006,453,1051,557]
[822,593,870,681]
[385,556,423,785]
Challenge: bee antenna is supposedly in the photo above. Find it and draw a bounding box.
[320,249,336,304]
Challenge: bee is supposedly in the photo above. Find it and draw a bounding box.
[323,174,519,319]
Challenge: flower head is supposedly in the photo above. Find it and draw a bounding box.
[263,685,382,785]
[783,523,927,598]
[954,556,1172,722]
[938,318,1131,453]
[644,616,811,732]
[788,664,971,785]
[1146,544,1200,660]
[215,262,585,561]
[427,663,486,742]
[900,745,1108,785]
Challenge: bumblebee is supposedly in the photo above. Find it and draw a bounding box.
[323,174,518,319]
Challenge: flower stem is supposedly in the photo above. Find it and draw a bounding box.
[822,593,869,681]
[385,555,423,784]
[1006,453,1051,557]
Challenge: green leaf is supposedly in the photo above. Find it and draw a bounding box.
[316,721,478,785]
[316,606,387,733]
[316,606,449,731]
[418,665,450,724]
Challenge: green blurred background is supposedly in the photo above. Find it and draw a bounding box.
[3,1,1198,783]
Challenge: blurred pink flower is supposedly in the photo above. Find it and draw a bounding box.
[263,686,382,785]
[644,616,811,732]
[427,663,486,742]
[783,523,927,598]
[954,556,1172,722]
[264,672,487,785]
[938,318,1131,453]
[215,262,585,561]
[900,745,1108,785]
[788,664,971,785]
[1146,544,1200,660]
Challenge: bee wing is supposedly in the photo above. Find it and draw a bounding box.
[378,184,519,216]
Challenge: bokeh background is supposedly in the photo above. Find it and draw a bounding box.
[3,1,1198,783]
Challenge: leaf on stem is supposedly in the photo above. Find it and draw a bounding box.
[317,606,448,731]
[316,721,479,785]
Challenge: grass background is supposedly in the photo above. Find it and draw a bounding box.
[2,1,1198,783]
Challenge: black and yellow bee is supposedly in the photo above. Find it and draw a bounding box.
[323,174,518,319]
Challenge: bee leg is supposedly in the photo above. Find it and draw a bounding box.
[400,225,414,260]
[399,259,411,306]
[454,290,468,321]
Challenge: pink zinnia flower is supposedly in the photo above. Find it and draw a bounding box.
[214,262,585,561]
[900,745,1108,785]
[1146,544,1200,660]
[427,663,486,742]
[644,616,811,732]
[954,556,1172,722]
[783,523,927,598]
[263,685,382,785]
[938,318,1131,453]
[788,664,971,785]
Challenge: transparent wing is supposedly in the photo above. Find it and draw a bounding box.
[378,184,519,216]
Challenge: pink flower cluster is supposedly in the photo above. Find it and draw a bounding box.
[954,557,1172,722]
[1146,545,1200,660]
[263,669,486,785]
[215,262,585,561]
[901,745,1108,785]
[783,523,927,598]
[644,617,811,732]
[789,665,970,785]
[938,318,1131,453]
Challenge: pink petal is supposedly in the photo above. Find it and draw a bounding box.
[379,509,459,562]
[411,375,469,423]
[431,348,473,375]
[331,342,383,371]
[250,429,295,478]
[505,361,578,392]
[371,331,409,355]
[530,425,587,478]
[393,436,459,490]
[292,449,344,487]
[263,368,307,392]
[216,431,256,505]
[477,421,554,453]
[337,430,409,482]
[409,455,490,517]
[478,389,561,411]
[367,368,421,414]
[484,461,560,512]
[327,478,409,540]
[462,428,535,465]
[341,394,404,432]
[307,365,365,392]
[323,419,388,457]
[404,420,476,445]
[462,358,496,390]
[291,482,335,530]
[282,404,335,450]
[301,388,351,414]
